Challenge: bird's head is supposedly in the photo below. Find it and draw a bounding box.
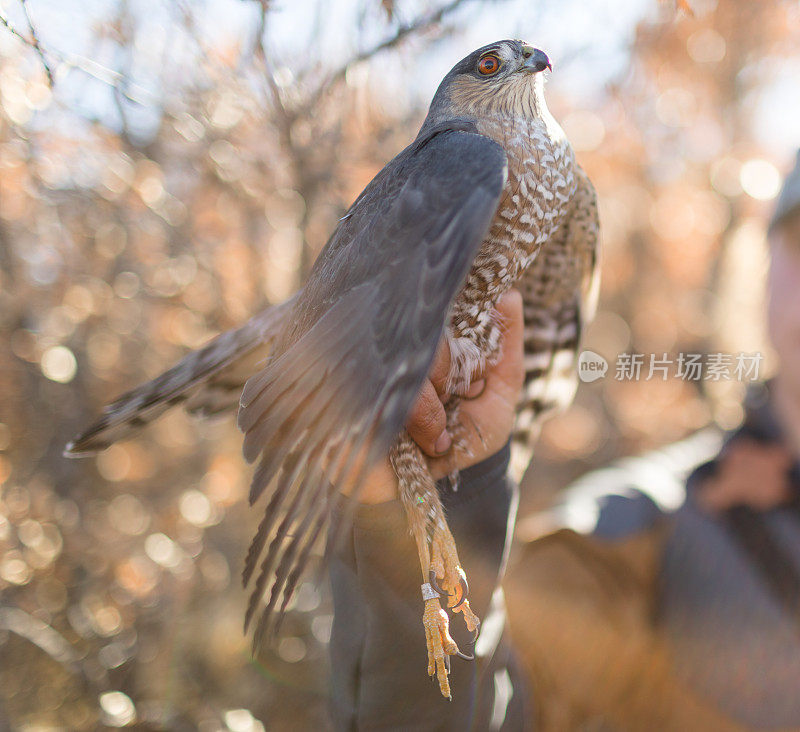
[425,40,552,127]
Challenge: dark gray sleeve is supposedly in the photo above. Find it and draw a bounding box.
[593,492,665,539]
[546,429,724,540]
[328,443,525,731]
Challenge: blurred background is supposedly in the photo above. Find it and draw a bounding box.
[0,0,799,728]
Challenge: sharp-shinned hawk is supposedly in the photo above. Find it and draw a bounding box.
[67,39,600,699]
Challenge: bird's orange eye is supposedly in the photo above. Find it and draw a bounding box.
[477,55,500,75]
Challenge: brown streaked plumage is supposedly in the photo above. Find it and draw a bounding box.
[66,39,600,699]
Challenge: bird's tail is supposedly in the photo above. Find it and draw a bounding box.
[509,295,583,481]
[65,297,296,457]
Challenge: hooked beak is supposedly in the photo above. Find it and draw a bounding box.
[521,46,552,73]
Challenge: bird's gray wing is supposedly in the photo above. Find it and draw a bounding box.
[236,128,507,647]
[512,165,600,472]
[65,297,296,456]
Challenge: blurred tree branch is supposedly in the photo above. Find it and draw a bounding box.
[1,0,154,104]
[250,0,478,114]
[0,0,53,85]
[307,0,473,105]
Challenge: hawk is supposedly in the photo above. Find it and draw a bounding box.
[67,39,600,699]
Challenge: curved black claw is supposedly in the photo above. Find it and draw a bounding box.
[450,576,470,609]
[455,625,480,661]
[429,569,451,597]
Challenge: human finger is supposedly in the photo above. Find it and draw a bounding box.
[406,379,450,457]
[428,337,486,397]
[427,340,452,395]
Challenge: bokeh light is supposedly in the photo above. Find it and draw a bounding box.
[740,158,782,200]
[40,346,77,383]
[99,691,136,727]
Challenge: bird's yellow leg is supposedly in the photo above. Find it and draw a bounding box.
[422,592,458,698]
[429,521,480,636]
[411,521,458,698]
[434,402,481,636]
[391,433,478,698]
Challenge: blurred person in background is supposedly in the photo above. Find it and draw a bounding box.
[503,149,800,730]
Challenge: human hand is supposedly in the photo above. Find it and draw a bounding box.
[698,438,793,512]
[349,289,525,504]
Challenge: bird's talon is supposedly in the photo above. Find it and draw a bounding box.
[451,575,470,609]
[429,569,451,597]
[455,623,480,661]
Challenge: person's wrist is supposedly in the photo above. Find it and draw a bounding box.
[335,455,399,504]
[357,477,399,504]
